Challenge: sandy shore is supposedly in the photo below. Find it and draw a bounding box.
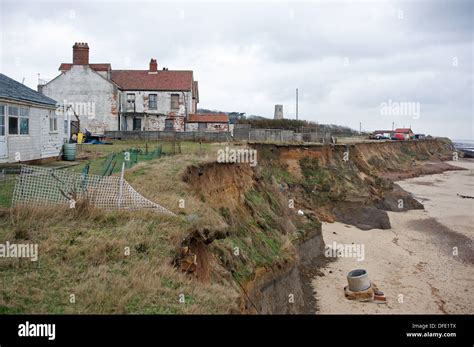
[312,160,474,314]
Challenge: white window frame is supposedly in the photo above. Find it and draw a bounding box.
[7,105,19,135]
[0,104,6,136]
[49,110,58,133]
[127,93,136,111]
[170,94,179,110]
[19,106,29,135]
[149,94,157,110]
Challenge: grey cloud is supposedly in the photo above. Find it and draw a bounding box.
[1,0,472,139]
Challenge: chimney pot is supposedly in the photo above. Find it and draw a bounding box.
[73,42,90,65]
[149,58,158,73]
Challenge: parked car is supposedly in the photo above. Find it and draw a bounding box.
[391,133,405,140]
[374,134,389,140]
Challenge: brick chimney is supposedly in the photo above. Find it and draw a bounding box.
[73,42,89,65]
[149,58,158,74]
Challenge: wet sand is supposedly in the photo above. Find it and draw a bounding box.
[312,160,474,314]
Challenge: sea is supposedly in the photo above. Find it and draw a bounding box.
[453,139,474,157]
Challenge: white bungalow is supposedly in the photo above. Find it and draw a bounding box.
[0,73,66,163]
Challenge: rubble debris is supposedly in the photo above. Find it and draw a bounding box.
[457,193,474,199]
[344,281,386,303]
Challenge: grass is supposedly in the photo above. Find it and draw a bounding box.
[212,186,298,283]
[0,136,448,314]
[0,179,15,208]
[0,205,238,314]
[0,139,245,314]
[71,140,218,176]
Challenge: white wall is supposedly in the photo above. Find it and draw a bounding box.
[42,65,119,135]
[0,101,65,163]
[40,109,66,159]
[120,90,192,117]
[185,122,229,132]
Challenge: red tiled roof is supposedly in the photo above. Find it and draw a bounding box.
[395,128,413,133]
[188,113,229,123]
[111,70,193,91]
[59,63,111,72]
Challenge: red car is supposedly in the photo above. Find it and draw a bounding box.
[391,133,405,140]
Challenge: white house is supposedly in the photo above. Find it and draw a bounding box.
[0,73,66,163]
[41,42,200,134]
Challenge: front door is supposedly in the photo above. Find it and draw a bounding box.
[0,104,7,158]
[133,117,142,131]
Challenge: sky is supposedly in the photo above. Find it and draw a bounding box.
[0,0,472,140]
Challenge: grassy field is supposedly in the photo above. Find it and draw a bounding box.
[0,140,219,208]
[0,206,237,314]
[0,138,327,314]
[0,139,246,314]
[73,140,216,176]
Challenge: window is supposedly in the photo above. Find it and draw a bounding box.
[165,119,174,130]
[0,105,5,136]
[149,94,157,110]
[132,117,142,131]
[8,105,19,135]
[7,106,29,135]
[170,94,179,110]
[49,110,58,132]
[127,93,136,110]
[20,107,29,135]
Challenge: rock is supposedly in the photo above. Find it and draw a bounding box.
[376,184,424,211]
[333,202,391,230]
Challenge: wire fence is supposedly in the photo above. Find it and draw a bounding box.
[12,165,175,215]
[99,145,165,176]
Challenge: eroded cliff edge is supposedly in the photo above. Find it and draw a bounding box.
[180,138,460,313]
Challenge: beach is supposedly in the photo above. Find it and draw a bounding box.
[312,160,474,314]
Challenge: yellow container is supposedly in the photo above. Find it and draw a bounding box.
[77,132,84,144]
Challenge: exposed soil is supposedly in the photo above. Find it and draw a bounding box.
[179,138,463,313]
[333,203,391,230]
[382,161,464,181]
[376,184,424,211]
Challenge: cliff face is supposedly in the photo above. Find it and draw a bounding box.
[182,138,460,313]
[250,138,459,227]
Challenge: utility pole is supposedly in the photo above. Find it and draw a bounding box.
[359,122,362,133]
[296,88,298,120]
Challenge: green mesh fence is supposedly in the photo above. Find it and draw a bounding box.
[101,145,163,176]
[12,165,175,215]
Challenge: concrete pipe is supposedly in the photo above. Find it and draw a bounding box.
[347,269,371,292]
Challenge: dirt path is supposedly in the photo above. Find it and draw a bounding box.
[312,160,474,314]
